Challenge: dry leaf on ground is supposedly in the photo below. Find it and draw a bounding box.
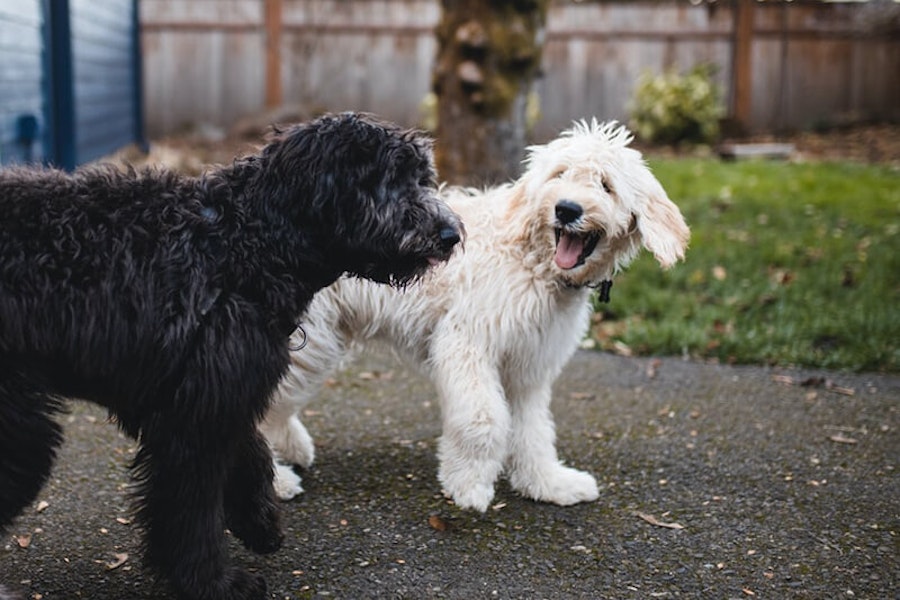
[427,515,448,532]
[106,553,129,570]
[635,511,685,530]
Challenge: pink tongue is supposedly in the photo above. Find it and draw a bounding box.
[555,233,584,269]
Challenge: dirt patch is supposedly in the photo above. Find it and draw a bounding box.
[727,123,900,167]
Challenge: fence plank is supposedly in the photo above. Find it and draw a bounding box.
[140,0,900,138]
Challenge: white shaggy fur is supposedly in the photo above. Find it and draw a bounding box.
[261,120,690,511]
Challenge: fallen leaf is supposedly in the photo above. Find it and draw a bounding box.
[769,268,794,286]
[772,375,855,396]
[15,533,32,548]
[116,517,131,525]
[635,511,685,530]
[36,501,50,513]
[491,502,507,511]
[646,359,661,379]
[106,553,129,570]
[612,341,633,357]
[427,515,448,532]
[569,391,595,401]
[742,588,756,596]
[827,383,855,396]
[829,434,858,445]
[712,265,727,281]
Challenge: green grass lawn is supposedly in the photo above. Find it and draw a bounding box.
[590,158,900,372]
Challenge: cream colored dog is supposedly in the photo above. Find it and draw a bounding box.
[261,120,689,511]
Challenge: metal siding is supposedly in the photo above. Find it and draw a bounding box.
[0,1,45,165]
[70,0,138,164]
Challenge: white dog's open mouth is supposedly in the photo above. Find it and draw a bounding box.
[554,229,601,269]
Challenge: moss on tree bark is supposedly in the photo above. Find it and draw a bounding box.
[433,0,548,186]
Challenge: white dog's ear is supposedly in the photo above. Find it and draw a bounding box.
[632,171,690,269]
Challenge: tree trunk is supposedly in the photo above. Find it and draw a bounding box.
[433,0,548,186]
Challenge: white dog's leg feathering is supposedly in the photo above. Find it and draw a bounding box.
[433,342,511,512]
[506,382,599,506]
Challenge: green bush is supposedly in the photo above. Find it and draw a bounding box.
[628,65,725,145]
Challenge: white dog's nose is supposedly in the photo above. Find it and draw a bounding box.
[555,200,583,225]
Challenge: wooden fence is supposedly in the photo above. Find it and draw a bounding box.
[140,0,900,139]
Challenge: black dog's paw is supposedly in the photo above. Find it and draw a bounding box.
[225,570,268,600]
[178,568,267,600]
[228,505,284,555]
[239,525,284,555]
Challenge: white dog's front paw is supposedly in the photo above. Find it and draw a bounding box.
[442,480,496,513]
[274,462,304,501]
[438,461,498,512]
[511,464,599,506]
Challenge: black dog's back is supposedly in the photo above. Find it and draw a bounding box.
[0,166,222,405]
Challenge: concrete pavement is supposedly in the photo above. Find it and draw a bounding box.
[2,350,897,599]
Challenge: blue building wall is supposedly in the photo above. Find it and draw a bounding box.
[70,0,144,165]
[0,3,45,164]
[0,0,144,169]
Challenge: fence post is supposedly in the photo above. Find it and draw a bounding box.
[43,0,76,170]
[731,0,754,133]
[265,0,283,108]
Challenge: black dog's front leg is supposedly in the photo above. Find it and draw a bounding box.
[224,427,283,554]
[134,419,268,600]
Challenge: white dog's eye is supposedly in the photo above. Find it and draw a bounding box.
[601,178,612,194]
[552,168,566,180]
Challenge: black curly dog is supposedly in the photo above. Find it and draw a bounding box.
[0,112,462,600]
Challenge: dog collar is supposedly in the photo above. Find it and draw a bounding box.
[563,279,613,303]
[591,279,613,303]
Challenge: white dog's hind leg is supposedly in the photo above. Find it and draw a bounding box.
[433,354,511,512]
[261,410,316,501]
[506,382,599,506]
[260,382,317,500]
[261,404,316,469]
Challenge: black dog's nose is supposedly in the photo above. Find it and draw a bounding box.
[439,226,461,251]
[555,200,583,225]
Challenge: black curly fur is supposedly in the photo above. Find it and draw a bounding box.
[0,112,461,600]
